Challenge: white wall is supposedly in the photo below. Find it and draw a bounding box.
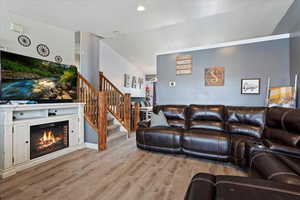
[0,6,75,65]
[99,41,145,97]
[79,32,100,88]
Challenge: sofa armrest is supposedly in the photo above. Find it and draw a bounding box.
[138,120,151,128]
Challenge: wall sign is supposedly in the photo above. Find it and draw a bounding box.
[176,55,192,75]
[138,77,144,89]
[124,74,130,88]
[205,66,225,86]
[241,78,260,94]
[132,76,137,88]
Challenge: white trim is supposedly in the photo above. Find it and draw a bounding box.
[156,33,290,55]
[85,142,99,150]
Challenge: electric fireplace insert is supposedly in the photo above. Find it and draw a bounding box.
[30,121,69,159]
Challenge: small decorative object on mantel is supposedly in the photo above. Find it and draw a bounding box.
[55,55,63,64]
[241,78,260,94]
[37,44,50,57]
[205,66,225,86]
[176,55,192,75]
[138,77,144,89]
[18,35,31,47]
[124,74,130,88]
[132,76,137,88]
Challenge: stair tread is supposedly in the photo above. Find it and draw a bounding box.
[107,124,121,131]
[107,116,114,121]
[108,131,126,139]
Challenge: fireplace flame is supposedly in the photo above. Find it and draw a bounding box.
[38,130,62,149]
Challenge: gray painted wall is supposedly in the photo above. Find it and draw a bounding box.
[79,32,100,144]
[157,39,290,106]
[274,1,300,107]
[84,121,98,144]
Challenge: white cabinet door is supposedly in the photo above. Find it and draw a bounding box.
[69,118,79,147]
[13,125,30,165]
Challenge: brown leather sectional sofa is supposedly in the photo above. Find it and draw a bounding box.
[136,105,300,199]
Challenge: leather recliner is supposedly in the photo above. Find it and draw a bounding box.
[182,105,230,161]
[185,173,300,200]
[136,105,187,153]
[136,105,300,189]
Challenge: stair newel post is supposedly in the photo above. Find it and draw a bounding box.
[133,102,140,131]
[124,93,131,137]
[98,91,107,151]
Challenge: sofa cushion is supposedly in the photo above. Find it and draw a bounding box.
[216,175,300,200]
[264,139,300,157]
[188,105,225,131]
[185,173,300,200]
[136,127,182,153]
[250,152,300,186]
[153,105,187,129]
[228,123,264,138]
[182,129,229,157]
[267,107,300,132]
[264,128,300,147]
[226,106,267,138]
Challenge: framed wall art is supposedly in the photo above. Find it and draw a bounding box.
[176,55,192,75]
[205,66,224,86]
[241,78,260,94]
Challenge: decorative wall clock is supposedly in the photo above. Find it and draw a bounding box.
[37,44,50,57]
[18,35,31,47]
[55,55,63,63]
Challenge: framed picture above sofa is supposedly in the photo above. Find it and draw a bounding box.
[241,78,260,94]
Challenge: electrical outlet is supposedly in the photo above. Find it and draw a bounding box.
[169,81,176,87]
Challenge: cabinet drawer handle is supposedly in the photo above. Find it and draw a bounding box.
[25,141,29,144]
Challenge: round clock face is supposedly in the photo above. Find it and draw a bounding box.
[18,35,31,47]
[37,44,50,57]
[55,55,63,63]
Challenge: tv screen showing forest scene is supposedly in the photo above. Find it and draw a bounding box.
[0,51,77,101]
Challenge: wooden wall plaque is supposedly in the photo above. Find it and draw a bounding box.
[205,66,225,86]
[176,55,192,75]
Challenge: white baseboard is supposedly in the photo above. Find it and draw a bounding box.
[85,143,98,150]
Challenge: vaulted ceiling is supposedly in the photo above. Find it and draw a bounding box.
[3,0,295,73]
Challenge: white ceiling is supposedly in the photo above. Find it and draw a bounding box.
[3,0,294,74]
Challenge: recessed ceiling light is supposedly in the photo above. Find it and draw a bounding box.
[137,5,146,12]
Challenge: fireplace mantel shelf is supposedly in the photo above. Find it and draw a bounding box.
[0,103,85,179]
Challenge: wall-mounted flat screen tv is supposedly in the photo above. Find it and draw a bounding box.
[0,51,77,102]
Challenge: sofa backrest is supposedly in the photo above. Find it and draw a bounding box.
[264,107,300,147]
[153,105,187,129]
[187,105,225,131]
[226,106,267,138]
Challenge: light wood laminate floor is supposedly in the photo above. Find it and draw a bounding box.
[0,137,246,200]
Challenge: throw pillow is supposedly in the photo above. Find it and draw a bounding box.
[150,110,169,127]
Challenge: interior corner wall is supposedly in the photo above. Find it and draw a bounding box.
[79,32,100,89]
[273,1,300,108]
[156,39,290,106]
[99,41,145,98]
[0,12,75,65]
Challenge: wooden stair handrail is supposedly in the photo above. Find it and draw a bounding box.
[77,72,107,151]
[99,72,132,135]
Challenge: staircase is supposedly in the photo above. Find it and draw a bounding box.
[77,72,140,152]
[107,114,127,148]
